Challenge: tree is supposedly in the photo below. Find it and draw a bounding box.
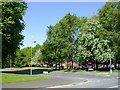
[14,47,31,67]
[32,49,41,66]
[55,13,87,69]
[98,0,120,68]
[2,1,27,68]
[77,17,114,69]
[42,13,88,70]
[32,44,41,57]
[14,44,41,67]
[40,40,53,67]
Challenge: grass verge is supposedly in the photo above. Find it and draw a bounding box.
[53,68,120,73]
[1,67,120,73]
[0,67,52,71]
[0,73,50,84]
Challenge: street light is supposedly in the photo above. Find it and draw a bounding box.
[10,55,11,69]
[109,54,112,74]
[30,41,36,75]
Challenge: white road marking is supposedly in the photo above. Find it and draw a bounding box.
[48,84,74,88]
[106,75,110,77]
[108,85,120,88]
[96,73,109,75]
[48,78,90,88]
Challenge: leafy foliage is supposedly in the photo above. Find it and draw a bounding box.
[77,17,113,64]
[98,0,120,66]
[2,1,27,68]
[3,1,120,69]
[41,13,87,69]
[14,44,41,67]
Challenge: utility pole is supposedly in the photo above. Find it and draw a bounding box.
[10,55,12,69]
[109,54,112,74]
[30,45,32,75]
[30,41,36,75]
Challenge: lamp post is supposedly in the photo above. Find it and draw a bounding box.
[10,55,11,69]
[109,54,112,74]
[30,41,36,75]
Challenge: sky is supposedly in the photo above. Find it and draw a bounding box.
[20,2,106,49]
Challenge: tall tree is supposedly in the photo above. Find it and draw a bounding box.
[77,17,114,69]
[98,0,120,68]
[45,13,87,69]
[2,1,27,68]
[57,13,87,69]
[40,40,54,67]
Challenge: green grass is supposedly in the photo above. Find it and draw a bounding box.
[54,68,87,72]
[1,67,52,71]
[53,68,120,73]
[1,67,120,73]
[0,67,54,74]
[0,73,50,84]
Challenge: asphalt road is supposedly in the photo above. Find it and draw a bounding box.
[1,70,120,89]
[46,72,119,88]
[1,70,85,89]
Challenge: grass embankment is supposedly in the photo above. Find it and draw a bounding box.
[0,73,50,84]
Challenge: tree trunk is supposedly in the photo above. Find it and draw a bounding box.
[67,61,69,69]
[115,55,118,69]
[72,59,73,69]
[96,60,98,70]
[79,61,80,68]
[59,61,60,70]
[11,55,14,67]
[103,64,105,68]
[47,59,49,68]
[107,63,109,68]
[61,61,63,70]
[56,63,57,69]
[114,61,117,69]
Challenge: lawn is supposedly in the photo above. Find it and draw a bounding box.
[0,73,50,84]
[54,68,120,73]
[1,67,120,73]
[0,67,52,71]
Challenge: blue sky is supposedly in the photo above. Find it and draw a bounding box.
[20,2,106,49]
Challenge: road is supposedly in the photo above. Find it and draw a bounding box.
[46,72,119,88]
[1,70,119,89]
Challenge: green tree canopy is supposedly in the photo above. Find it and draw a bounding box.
[41,13,87,69]
[98,0,120,68]
[77,17,114,68]
[2,1,27,68]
